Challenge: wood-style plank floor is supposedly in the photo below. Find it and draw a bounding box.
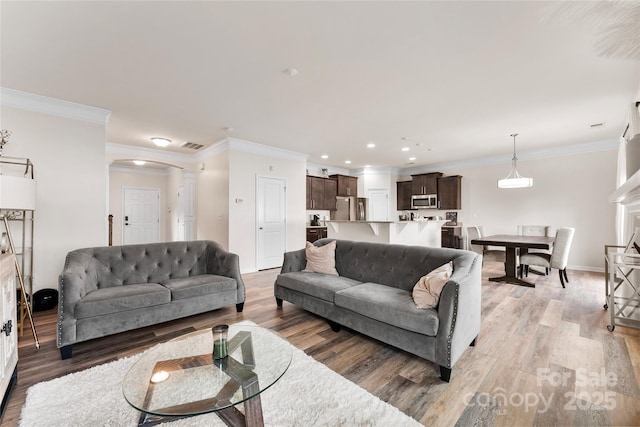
[2,263,639,426]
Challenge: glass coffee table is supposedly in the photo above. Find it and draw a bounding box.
[122,324,292,426]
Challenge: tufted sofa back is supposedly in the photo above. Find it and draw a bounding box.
[63,240,224,293]
[316,238,478,292]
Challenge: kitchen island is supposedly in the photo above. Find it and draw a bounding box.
[326,220,448,247]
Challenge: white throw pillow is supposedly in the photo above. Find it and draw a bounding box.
[412,262,453,309]
[303,241,338,275]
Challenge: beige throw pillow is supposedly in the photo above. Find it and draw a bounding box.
[303,240,339,275]
[412,262,453,309]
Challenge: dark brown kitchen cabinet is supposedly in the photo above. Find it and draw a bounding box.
[306,176,337,210]
[396,181,413,210]
[411,172,442,195]
[438,175,462,210]
[441,226,463,249]
[306,227,327,243]
[330,174,358,198]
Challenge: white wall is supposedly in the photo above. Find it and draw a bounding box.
[166,170,182,241]
[196,150,230,248]
[0,106,107,292]
[108,169,168,245]
[229,149,307,273]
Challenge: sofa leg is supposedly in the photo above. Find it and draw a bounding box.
[328,320,341,332]
[439,365,452,382]
[470,336,478,346]
[236,303,244,312]
[60,345,72,360]
[276,297,283,308]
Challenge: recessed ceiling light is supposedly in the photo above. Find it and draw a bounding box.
[401,147,409,152]
[151,137,171,147]
[133,160,146,166]
[345,160,352,164]
[367,143,375,148]
[409,157,416,161]
[284,68,299,76]
[321,154,328,159]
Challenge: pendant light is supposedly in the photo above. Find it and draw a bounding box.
[497,133,533,189]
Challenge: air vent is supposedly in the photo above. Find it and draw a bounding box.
[180,142,204,150]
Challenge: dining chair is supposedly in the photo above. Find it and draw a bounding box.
[467,226,506,264]
[518,225,551,275]
[519,227,575,288]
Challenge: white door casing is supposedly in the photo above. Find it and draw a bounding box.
[256,176,286,270]
[123,187,160,244]
[367,188,389,221]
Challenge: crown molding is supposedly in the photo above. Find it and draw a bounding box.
[0,87,111,125]
[401,138,619,175]
[106,142,194,166]
[108,164,174,176]
[227,137,308,162]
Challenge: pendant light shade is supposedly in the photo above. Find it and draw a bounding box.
[498,133,533,189]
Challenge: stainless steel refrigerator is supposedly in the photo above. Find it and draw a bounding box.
[330,197,367,221]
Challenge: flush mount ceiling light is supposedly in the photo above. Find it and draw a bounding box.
[133,160,146,166]
[409,157,416,161]
[345,160,352,164]
[284,68,299,76]
[401,147,409,152]
[321,154,328,159]
[367,143,375,148]
[498,133,533,189]
[151,137,171,147]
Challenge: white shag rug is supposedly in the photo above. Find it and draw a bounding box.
[20,321,422,427]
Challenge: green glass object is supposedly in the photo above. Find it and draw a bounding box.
[212,324,229,359]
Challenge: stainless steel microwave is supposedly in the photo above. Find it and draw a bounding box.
[411,194,438,209]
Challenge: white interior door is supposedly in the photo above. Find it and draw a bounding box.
[257,177,286,270]
[367,188,389,221]
[123,188,160,244]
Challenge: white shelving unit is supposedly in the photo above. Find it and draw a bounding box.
[605,228,640,331]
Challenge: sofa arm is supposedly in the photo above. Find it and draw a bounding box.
[57,264,91,348]
[280,248,306,273]
[434,253,482,369]
[207,244,246,303]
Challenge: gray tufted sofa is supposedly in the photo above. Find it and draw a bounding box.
[274,239,481,381]
[57,240,245,359]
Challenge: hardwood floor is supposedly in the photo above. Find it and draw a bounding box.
[2,263,639,426]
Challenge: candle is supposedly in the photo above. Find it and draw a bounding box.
[212,324,229,359]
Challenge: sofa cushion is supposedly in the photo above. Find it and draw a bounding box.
[162,274,237,300]
[276,271,362,302]
[412,262,452,309]
[75,283,170,319]
[304,240,338,275]
[335,282,439,336]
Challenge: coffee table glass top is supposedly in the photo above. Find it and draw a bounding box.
[122,324,292,418]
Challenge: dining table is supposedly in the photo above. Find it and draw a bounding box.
[470,234,555,287]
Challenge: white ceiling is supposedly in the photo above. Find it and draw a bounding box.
[1,1,638,170]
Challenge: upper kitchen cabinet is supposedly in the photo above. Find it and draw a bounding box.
[330,174,358,197]
[306,176,337,210]
[411,172,442,195]
[396,181,412,210]
[438,175,462,210]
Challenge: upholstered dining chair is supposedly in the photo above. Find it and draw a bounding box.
[519,227,575,288]
[518,225,551,275]
[467,226,506,264]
